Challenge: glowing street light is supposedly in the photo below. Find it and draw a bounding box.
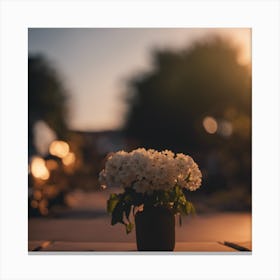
[30,157,50,180]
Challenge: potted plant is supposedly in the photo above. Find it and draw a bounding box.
[99,148,202,251]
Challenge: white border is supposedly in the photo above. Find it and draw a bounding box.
[0,1,279,280]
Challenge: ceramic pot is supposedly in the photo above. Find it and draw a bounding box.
[135,206,175,251]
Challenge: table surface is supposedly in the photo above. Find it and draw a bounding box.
[29,240,251,252]
[28,212,252,253]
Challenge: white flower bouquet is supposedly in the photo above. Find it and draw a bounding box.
[99,148,202,233]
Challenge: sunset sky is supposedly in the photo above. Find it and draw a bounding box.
[28,28,251,132]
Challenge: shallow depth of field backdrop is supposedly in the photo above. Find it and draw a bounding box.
[28,28,251,249]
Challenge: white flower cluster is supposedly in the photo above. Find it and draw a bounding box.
[99,148,202,194]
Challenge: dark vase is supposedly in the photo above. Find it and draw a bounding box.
[135,206,175,251]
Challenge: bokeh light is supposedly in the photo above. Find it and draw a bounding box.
[62,152,75,166]
[31,200,38,208]
[49,140,70,158]
[43,185,59,199]
[39,199,49,216]
[30,157,50,180]
[33,190,42,200]
[203,116,218,134]
[218,120,233,137]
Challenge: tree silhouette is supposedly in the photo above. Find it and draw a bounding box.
[28,55,69,156]
[124,36,251,193]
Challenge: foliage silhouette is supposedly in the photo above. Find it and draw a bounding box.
[124,36,251,195]
[28,55,69,156]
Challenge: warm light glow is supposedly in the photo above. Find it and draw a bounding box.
[235,31,251,66]
[41,208,49,216]
[62,152,75,166]
[39,199,48,208]
[38,200,49,216]
[41,241,51,248]
[219,29,251,66]
[33,190,42,200]
[203,116,218,134]
[31,200,38,208]
[218,120,233,137]
[43,185,58,199]
[49,140,70,158]
[30,157,50,180]
[45,159,59,170]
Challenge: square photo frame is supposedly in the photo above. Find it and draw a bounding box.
[0,0,279,279]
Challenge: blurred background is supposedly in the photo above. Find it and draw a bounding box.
[28,28,251,219]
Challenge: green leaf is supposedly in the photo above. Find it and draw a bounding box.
[157,190,169,203]
[107,194,120,214]
[178,203,187,215]
[169,187,176,201]
[185,201,192,214]
[178,194,186,204]
[125,222,134,234]
[174,185,181,195]
[111,202,124,225]
[132,192,144,206]
[185,201,196,215]
[109,193,119,199]
[189,202,196,215]
[173,200,179,213]
[124,204,131,220]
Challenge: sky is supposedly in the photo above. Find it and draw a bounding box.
[28,28,251,132]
